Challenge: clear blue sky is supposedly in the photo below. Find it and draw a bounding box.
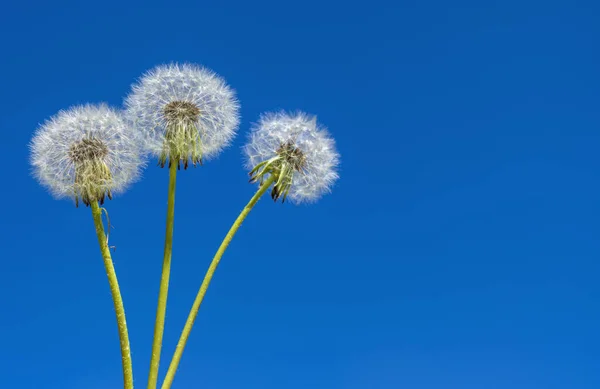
[1,0,599,388]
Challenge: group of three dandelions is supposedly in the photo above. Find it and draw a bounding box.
[29,63,341,389]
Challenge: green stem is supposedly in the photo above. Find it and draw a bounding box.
[148,160,178,389]
[160,174,276,389]
[90,201,134,389]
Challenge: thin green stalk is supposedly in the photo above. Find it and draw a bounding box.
[148,160,178,389]
[161,174,276,389]
[90,201,134,389]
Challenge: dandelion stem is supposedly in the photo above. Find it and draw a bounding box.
[148,160,178,389]
[90,201,134,389]
[160,174,277,389]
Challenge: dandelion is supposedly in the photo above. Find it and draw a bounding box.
[29,104,139,389]
[124,63,240,169]
[124,63,240,389]
[160,112,340,389]
[30,104,142,207]
[245,111,340,203]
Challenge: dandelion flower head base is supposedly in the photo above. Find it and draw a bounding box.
[159,100,203,169]
[67,137,114,207]
[249,140,307,203]
[163,100,201,123]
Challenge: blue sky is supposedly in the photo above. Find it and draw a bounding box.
[1,0,599,388]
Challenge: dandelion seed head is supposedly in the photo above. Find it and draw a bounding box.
[30,104,143,206]
[124,63,240,168]
[244,112,340,204]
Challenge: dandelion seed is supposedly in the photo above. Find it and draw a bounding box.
[30,104,143,206]
[244,112,340,203]
[124,63,240,169]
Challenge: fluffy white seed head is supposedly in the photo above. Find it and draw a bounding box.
[244,112,340,204]
[124,63,240,168]
[30,104,143,206]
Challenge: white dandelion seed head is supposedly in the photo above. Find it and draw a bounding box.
[244,111,340,204]
[30,104,143,206]
[124,63,240,167]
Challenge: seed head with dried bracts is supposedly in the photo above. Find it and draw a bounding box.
[30,104,143,207]
[244,112,340,203]
[124,63,240,169]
